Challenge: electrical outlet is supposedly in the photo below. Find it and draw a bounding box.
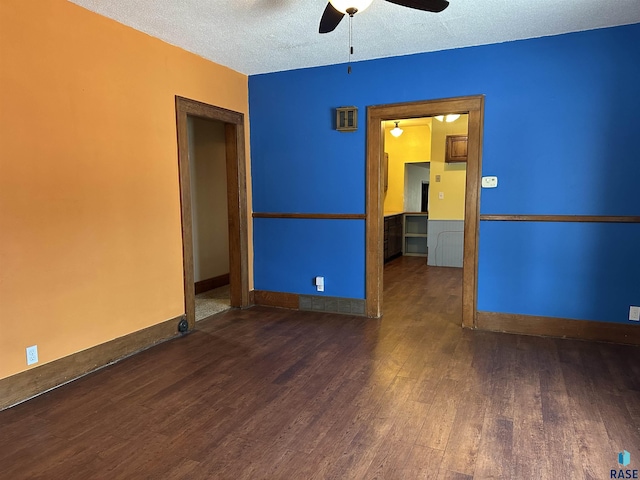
[629,306,640,322]
[315,276,325,292]
[26,345,38,365]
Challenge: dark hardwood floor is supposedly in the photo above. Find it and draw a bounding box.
[1,256,639,479]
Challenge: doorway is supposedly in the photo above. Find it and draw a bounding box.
[187,116,232,321]
[175,96,250,330]
[366,96,484,328]
[421,182,429,213]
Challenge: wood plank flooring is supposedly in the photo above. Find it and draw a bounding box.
[1,256,639,479]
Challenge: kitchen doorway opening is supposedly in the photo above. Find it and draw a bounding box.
[366,96,484,328]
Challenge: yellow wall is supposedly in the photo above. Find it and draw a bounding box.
[428,116,468,220]
[0,0,250,379]
[383,123,431,214]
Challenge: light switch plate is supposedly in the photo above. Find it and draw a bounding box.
[438,192,444,199]
[630,306,640,321]
[482,176,498,188]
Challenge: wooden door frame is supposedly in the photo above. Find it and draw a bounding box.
[366,95,484,328]
[175,96,250,329]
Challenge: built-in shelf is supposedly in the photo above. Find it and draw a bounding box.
[403,213,428,257]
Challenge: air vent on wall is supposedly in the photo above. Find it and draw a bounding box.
[336,106,358,131]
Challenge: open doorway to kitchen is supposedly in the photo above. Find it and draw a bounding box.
[366,96,484,328]
[381,114,470,323]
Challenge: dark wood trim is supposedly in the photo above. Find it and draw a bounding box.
[366,95,484,326]
[175,100,195,328]
[175,96,250,329]
[253,290,300,310]
[225,121,250,309]
[0,315,184,411]
[194,273,230,295]
[252,213,366,220]
[176,96,243,124]
[462,102,484,329]
[477,311,640,345]
[366,109,384,318]
[480,214,640,223]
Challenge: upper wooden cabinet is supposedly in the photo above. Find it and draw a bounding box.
[445,135,468,163]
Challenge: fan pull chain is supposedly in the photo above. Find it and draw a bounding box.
[348,12,353,74]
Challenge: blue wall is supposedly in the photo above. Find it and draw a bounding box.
[249,24,640,323]
[253,218,365,297]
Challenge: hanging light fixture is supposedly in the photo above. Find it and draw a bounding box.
[390,121,403,137]
[434,114,461,122]
[329,0,374,14]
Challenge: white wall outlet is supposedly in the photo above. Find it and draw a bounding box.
[315,276,325,292]
[438,192,444,200]
[482,176,498,188]
[629,306,640,321]
[26,345,38,365]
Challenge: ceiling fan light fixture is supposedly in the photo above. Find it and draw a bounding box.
[390,121,403,137]
[329,0,374,15]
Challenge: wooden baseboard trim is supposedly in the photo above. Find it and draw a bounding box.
[195,273,230,295]
[477,311,640,345]
[253,290,300,310]
[0,315,184,411]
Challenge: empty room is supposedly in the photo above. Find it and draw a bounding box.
[1,0,640,478]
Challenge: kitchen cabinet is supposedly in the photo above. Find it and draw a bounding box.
[384,214,403,262]
[445,135,468,163]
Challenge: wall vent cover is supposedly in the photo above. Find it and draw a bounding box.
[336,106,358,132]
[299,295,365,316]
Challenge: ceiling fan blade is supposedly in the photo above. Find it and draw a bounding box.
[319,2,345,33]
[384,0,449,13]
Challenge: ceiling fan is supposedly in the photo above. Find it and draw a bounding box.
[319,0,449,33]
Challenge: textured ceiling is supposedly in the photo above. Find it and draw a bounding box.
[69,0,640,75]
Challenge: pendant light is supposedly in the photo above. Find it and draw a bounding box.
[390,122,403,137]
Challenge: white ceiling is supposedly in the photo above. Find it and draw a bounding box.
[69,0,640,75]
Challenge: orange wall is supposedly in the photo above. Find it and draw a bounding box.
[0,0,250,379]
